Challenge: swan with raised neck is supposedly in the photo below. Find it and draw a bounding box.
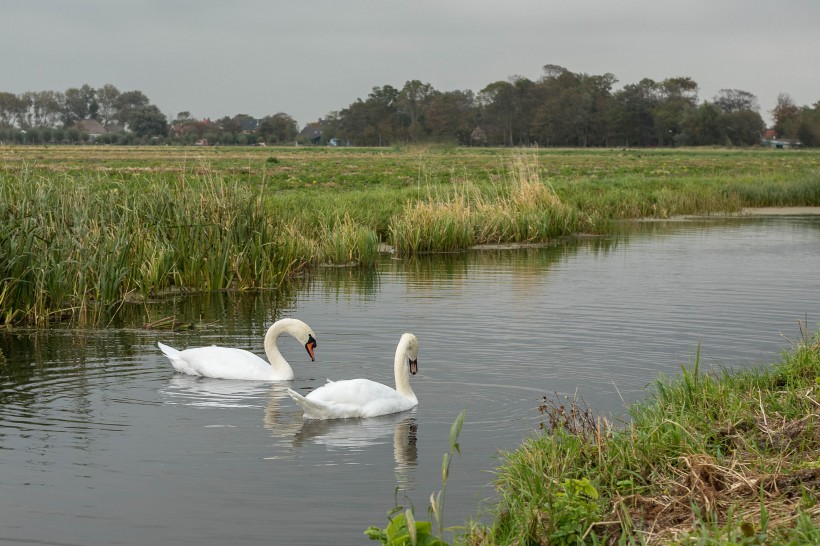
[392,332,418,402]
[287,332,419,419]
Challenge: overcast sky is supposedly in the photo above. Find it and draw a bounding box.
[3,1,819,127]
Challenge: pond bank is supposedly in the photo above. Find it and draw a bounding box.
[463,328,820,545]
[742,206,820,215]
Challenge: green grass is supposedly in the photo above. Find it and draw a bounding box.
[466,327,820,545]
[1,145,819,324]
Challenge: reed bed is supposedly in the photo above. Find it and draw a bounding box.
[467,327,820,545]
[0,167,305,324]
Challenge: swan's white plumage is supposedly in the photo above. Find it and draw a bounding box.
[157,318,317,381]
[288,333,419,419]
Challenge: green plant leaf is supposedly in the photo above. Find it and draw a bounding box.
[449,410,465,451]
[386,512,408,540]
[364,525,388,543]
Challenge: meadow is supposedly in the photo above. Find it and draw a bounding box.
[1,145,819,324]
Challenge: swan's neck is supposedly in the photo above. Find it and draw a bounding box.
[263,321,295,379]
[394,338,416,401]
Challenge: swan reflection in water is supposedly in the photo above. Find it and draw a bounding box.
[161,376,418,487]
[161,375,272,409]
[288,410,418,486]
[266,384,418,487]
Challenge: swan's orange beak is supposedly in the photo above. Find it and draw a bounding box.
[305,335,317,362]
[409,358,418,375]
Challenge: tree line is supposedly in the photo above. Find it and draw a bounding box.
[0,84,299,146]
[322,65,819,147]
[1,65,819,147]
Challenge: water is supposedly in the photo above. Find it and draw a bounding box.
[2,215,819,545]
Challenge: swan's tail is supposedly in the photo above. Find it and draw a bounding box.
[157,341,193,374]
[287,388,339,420]
[157,341,180,358]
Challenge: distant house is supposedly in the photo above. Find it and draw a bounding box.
[760,129,802,149]
[170,121,198,138]
[240,118,260,133]
[170,118,219,139]
[299,118,329,145]
[75,119,107,139]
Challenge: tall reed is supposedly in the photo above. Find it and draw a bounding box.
[390,154,590,254]
[0,167,304,324]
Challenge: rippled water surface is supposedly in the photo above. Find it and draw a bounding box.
[2,215,819,545]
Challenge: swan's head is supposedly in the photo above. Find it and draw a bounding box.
[402,333,419,375]
[280,318,318,362]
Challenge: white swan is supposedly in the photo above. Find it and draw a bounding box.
[157,318,317,381]
[287,333,419,419]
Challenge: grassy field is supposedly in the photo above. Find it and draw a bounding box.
[1,145,819,324]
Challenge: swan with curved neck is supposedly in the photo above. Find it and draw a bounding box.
[287,333,419,419]
[157,318,317,381]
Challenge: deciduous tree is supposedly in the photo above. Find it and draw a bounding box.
[397,80,434,142]
[609,78,660,146]
[771,93,800,137]
[30,91,63,128]
[713,89,759,113]
[128,104,167,138]
[63,85,98,126]
[96,84,120,127]
[114,90,150,129]
[424,90,475,144]
[257,113,298,144]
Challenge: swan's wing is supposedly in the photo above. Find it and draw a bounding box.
[307,378,396,405]
[165,346,273,380]
[330,379,417,417]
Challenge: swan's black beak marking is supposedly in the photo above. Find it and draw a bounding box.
[409,358,418,375]
[305,335,317,362]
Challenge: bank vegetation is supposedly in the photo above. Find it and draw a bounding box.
[1,146,818,325]
[462,324,820,545]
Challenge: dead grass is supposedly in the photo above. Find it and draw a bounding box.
[624,390,819,542]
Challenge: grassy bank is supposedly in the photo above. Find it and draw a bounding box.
[1,146,819,324]
[464,325,820,545]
